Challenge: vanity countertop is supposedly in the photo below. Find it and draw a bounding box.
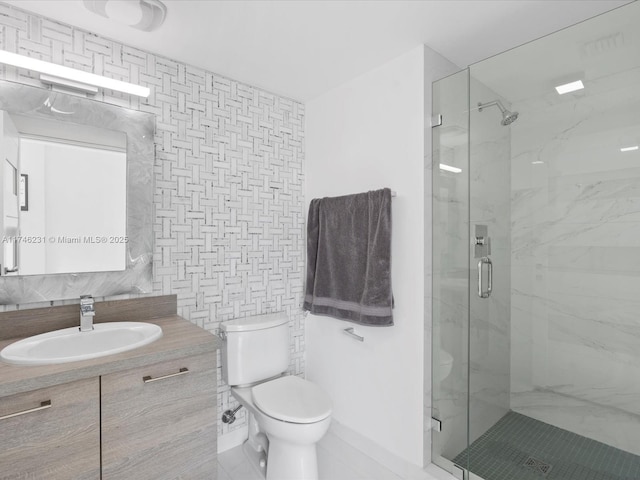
[0,315,221,398]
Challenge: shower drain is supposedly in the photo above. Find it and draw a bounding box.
[523,456,553,476]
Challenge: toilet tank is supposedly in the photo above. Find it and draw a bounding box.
[221,313,290,386]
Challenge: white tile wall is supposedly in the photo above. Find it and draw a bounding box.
[0,3,306,439]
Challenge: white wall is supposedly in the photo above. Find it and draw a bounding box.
[18,141,46,274]
[19,138,127,275]
[305,45,456,467]
[44,141,126,274]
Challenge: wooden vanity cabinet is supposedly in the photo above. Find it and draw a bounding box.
[0,377,100,480]
[101,352,218,480]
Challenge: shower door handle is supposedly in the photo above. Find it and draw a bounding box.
[478,256,492,298]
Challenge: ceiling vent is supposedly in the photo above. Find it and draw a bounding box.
[83,0,167,32]
[582,32,624,57]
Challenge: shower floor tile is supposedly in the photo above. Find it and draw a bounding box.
[453,411,640,480]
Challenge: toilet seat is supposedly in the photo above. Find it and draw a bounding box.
[251,375,332,424]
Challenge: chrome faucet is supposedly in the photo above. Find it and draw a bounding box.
[79,295,95,332]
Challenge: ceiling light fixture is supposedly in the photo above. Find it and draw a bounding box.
[555,80,584,95]
[439,163,462,173]
[620,145,639,152]
[0,50,150,97]
[83,0,167,32]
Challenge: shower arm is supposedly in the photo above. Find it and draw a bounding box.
[478,100,506,114]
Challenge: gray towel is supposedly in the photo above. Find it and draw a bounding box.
[303,188,393,326]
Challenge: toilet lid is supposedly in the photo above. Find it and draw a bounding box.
[251,376,332,424]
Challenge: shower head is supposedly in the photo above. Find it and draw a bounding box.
[501,109,519,126]
[477,100,519,126]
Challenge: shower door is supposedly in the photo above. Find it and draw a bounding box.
[433,3,640,480]
[431,68,512,479]
[431,69,471,478]
[462,73,513,480]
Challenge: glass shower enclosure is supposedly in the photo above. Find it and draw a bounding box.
[432,2,640,479]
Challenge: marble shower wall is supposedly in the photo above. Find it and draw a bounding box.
[0,3,305,442]
[510,68,640,452]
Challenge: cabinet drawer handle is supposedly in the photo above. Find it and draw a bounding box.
[143,367,189,384]
[0,400,51,421]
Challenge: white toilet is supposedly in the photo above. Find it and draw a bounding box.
[221,313,332,480]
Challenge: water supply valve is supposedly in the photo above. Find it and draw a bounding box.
[221,404,243,424]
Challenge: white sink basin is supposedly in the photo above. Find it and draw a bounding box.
[0,322,163,366]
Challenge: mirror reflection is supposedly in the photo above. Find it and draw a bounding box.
[1,110,127,276]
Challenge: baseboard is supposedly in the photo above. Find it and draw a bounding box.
[217,425,248,454]
[424,463,460,480]
[330,419,428,480]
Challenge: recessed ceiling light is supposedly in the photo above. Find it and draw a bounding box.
[555,80,584,95]
[531,161,544,165]
[620,145,639,152]
[439,163,462,173]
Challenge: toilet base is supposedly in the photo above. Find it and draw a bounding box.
[243,441,268,478]
[243,413,268,478]
[266,437,318,480]
[230,386,330,480]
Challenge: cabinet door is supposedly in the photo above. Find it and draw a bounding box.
[101,352,217,480]
[0,377,100,480]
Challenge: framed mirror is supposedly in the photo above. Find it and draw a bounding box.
[0,80,154,305]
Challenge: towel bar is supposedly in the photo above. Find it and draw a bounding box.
[343,327,364,342]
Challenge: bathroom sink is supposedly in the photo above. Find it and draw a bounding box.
[0,322,162,366]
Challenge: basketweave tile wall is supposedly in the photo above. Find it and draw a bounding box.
[0,3,306,438]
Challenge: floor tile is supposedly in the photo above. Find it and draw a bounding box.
[218,445,250,473]
[217,464,232,480]
[319,431,402,480]
[317,445,367,480]
[454,411,640,480]
[221,431,404,480]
